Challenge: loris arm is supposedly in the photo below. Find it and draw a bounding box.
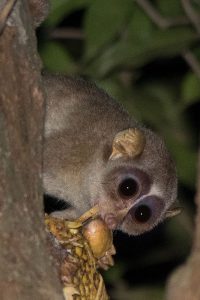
[43,74,179,236]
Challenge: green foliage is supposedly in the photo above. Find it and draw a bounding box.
[84,0,133,58]
[38,0,199,298]
[111,284,164,300]
[40,41,76,73]
[156,0,184,17]
[46,0,92,27]
[181,72,200,106]
[84,27,198,77]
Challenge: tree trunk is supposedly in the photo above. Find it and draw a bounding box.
[166,148,200,300]
[0,1,63,299]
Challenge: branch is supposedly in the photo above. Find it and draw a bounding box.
[135,0,189,29]
[166,141,200,300]
[181,0,200,36]
[182,50,200,79]
[194,147,200,241]
[134,0,200,79]
[49,27,84,40]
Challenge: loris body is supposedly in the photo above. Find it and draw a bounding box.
[43,74,177,236]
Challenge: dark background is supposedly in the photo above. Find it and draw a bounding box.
[38,0,200,299]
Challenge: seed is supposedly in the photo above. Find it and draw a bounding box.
[82,274,88,285]
[79,283,85,295]
[75,246,83,257]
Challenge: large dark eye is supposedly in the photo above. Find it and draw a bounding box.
[129,196,164,225]
[118,177,139,199]
[133,204,152,223]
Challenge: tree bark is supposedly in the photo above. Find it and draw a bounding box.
[166,148,200,300]
[0,1,63,299]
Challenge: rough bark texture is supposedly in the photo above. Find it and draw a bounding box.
[0,1,63,299]
[166,149,200,300]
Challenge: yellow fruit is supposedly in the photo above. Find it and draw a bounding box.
[82,218,113,259]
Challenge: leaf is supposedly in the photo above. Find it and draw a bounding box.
[126,5,155,43]
[129,286,164,300]
[137,82,178,123]
[45,0,91,27]
[104,262,126,284]
[181,72,200,107]
[133,91,167,128]
[125,81,196,188]
[156,0,184,17]
[165,211,193,251]
[96,77,141,119]
[165,134,196,188]
[84,0,133,58]
[112,283,164,300]
[39,41,76,73]
[85,27,198,77]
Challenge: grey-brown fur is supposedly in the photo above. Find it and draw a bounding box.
[43,74,177,235]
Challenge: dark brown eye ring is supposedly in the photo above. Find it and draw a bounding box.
[118,177,139,199]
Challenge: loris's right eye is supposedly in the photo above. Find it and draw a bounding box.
[118,177,139,199]
[129,196,164,225]
[133,204,152,223]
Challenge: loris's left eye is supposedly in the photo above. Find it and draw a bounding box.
[118,177,139,199]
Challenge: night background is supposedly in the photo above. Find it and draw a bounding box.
[38,0,200,299]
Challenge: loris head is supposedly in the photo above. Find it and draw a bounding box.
[92,128,178,236]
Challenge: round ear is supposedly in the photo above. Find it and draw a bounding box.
[109,128,146,160]
[165,206,182,219]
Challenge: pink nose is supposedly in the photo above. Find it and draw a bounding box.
[104,213,118,230]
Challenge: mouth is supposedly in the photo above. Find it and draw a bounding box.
[95,193,141,230]
[102,207,131,230]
